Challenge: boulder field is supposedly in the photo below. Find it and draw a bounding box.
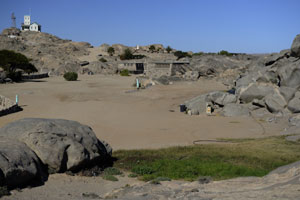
[183,34,300,118]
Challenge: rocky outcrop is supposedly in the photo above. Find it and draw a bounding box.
[0,28,91,75]
[291,34,300,57]
[0,118,111,173]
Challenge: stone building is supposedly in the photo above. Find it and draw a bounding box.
[118,59,190,77]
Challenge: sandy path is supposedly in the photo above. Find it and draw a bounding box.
[0,75,286,150]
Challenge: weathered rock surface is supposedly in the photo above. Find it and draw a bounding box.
[238,83,275,103]
[291,34,300,57]
[221,103,250,117]
[0,118,111,173]
[287,92,300,113]
[0,137,43,187]
[277,60,300,88]
[208,91,237,106]
[264,91,287,113]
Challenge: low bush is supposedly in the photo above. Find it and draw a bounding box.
[166,46,172,53]
[120,69,130,76]
[107,47,115,56]
[218,50,233,56]
[99,58,107,62]
[63,72,78,81]
[174,51,191,60]
[128,173,138,178]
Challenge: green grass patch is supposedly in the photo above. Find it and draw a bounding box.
[102,175,118,181]
[113,136,300,181]
[103,167,122,175]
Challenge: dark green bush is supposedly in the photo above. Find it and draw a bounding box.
[174,51,191,60]
[120,48,134,60]
[218,50,233,56]
[99,58,107,62]
[0,49,37,81]
[107,47,115,56]
[166,46,172,53]
[149,45,156,52]
[120,48,145,60]
[63,72,78,81]
[120,69,130,76]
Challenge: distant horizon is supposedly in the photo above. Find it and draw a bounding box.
[0,0,299,54]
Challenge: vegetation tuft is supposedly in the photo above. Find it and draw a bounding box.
[113,136,300,181]
[63,72,78,81]
[103,175,118,181]
[103,167,122,176]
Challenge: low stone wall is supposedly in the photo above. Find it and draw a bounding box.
[0,95,21,117]
[22,73,49,79]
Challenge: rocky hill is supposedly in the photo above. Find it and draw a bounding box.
[0,28,258,79]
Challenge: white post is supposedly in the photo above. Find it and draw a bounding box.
[136,78,139,89]
[16,94,19,105]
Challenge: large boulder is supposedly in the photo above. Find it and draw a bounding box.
[0,137,43,187]
[264,91,287,113]
[289,114,300,127]
[277,60,300,88]
[238,83,275,103]
[287,92,300,113]
[279,86,297,102]
[207,91,237,106]
[0,118,112,173]
[184,94,208,115]
[291,34,300,57]
[221,103,250,117]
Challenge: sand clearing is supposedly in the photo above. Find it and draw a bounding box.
[0,75,286,150]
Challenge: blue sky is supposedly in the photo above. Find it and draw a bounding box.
[0,0,299,53]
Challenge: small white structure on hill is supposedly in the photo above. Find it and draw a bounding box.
[21,15,41,32]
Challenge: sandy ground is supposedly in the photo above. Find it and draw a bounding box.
[0,75,293,199]
[0,75,287,150]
